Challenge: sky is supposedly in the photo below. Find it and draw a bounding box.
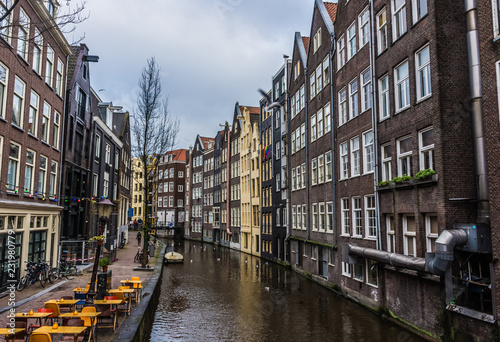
[67,0,314,149]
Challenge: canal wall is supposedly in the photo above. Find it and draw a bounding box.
[112,241,165,342]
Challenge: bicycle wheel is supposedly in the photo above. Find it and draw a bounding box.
[65,266,74,280]
[39,271,47,288]
[47,268,56,283]
[50,267,59,281]
[16,276,27,291]
[134,253,140,263]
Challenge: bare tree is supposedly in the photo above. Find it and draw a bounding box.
[132,57,179,267]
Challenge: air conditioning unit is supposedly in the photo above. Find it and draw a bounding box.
[453,223,492,253]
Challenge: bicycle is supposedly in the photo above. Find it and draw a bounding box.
[134,247,150,263]
[53,258,80,280]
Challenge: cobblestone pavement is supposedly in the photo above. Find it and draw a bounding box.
[0,237,158,342]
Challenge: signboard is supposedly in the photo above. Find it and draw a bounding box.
[128,208,133,218]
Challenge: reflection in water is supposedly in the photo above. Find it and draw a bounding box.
[149,240,424,342]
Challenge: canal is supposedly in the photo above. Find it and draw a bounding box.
[148,240,425,342]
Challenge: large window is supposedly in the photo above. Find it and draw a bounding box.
[42,102,50,143]
[28,230,47,263]
[311,114,317,142]
[425,214,438,252]
[377,9,388,54]
[33,29,42,74]
[340,142,348,180]
[103,172,109,198]
[350,137,360,177]
[412,0,428,24]
[95,134,101,159]
[365,195,376,238]
[0,0,12,41]
[312,203,318,231]
[349,79,358,119]
[325,151,332,182]
[326,202,333,232]
[379,75,390,120]
[12,77,25,128]
[339,88,347,126]
[0,62,8,119]
[45,45,54,87]
[395,61,410,112]
[359,8,370,48]
[347,22,357,60]
[386,215,395,252]
[361,69,372,112]
[17,9,29,60]
[29,91,39,136]
[38,155,47,196]
[7,142,20,192]
[56,59,64,97]
[337,35,345,70]
[419,127,434,170]
[363,131,374,173]
[341,198,350,236]
[392,0,407,41]
[403,215,417,257]
[105,143,111,164]
[53,111,60,149]
[310,71,316,100]
[49,160,57,197]
[416,45,431,100]
[397,136,413,176]
[367,259,378,287]
[381,144,392,181]
[324,103,331,133]
[24,150,35,195]
[352,197,362,237]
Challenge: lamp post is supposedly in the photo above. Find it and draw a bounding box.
[87,199,114,301]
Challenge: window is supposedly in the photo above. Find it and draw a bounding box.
[316,64,323,94]
[301,124,305,149]
[337,35,345,69]
[38,155,47,196]
[381,144,393,181]
[341,198,350,236]
[342,262,352,277]
[317,108,324,138]
[323,56,330,85]
[339,88,347,126]
[363,131,374,173]
[169,196,174,207]
[395,61,410,111]
[403,215,417,257]
[42,102,50,143]
[294,60,301,80]
[115,151,119,169]
[302,204,306,231]
[310,71,316,99]
[324,103,331,133]
[17,9,29,60]
[103,172,109,198]
[53,111,60,149]
[158,183,163,193]
[347,22,357,60]
[311,158,318,185]
[377,9,388,54]
[494,0,500,37]
[170,168,174,178]
[28,91,39,136]
[0,62,8,119]
[45,45,54,87]
[291,168,296,191]
[56,59,64,97]
[349,79,358,119]
[397,136,413,176]
[0,0,12,42]
[301,164,306,189]
[312,204,318,231]
[379,75,390,120]
[49,160,57,197]
[367,259,378,287]
[318,202,325,232]
[93,174,98,197]
[95,134,101,159]
[361,69,372,112]
[311,114,317,142]
[340,142,348,180]
[425,214,438,252]
[351,137,360,177]
[45,0,56,17]
[76,88,87,120]
[12,77,25,128]
[392,0,407,41]
[352,197,362,237]
[179,171,184,178]
[386,215,395,252]
[177,199,183,207]
[105,143,111,164]
[325,151,332,182]
[354,260,364,281]
[412,0,427,23]
[359,8,370,48]
[275,141,280,160]
[292,206,296,229]
[7,142,21,191]
[419,127,434,170]
[158,197,163,207]
[169,182,174,192]
[33,29,42,74]
[416,45,431,100]
[326,202,333,232]
[365,195,376,238]
[318,154,324,184]
[313,28,322,53]
[25,150,35,195]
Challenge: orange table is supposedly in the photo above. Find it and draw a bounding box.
[0,328,25,342]
[60,311,100,342]
[32,326,86,342]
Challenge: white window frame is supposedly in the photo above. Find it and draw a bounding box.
[318,154,324,184]
[38,155,47,196]
[341,198,350,236]
[45,45,54,87]
[358,7,370,48]
[312,203,318,231]
[311,114,317,142]
[340,142,348,180]
[347,21,357,60]
[352,197,362,237]
[395,60,410,112]
[317,108,324,138]
[392,0,407,42]
[416,45,431,101]
[29,90,39,136]
[419,126,434,170]
[93,173,98,197]
[403,215,417,257]
[311,158,317,186]
[365,195,376,239]
[361,68,372,112]
[412,0,428,24]
[381,144,393,182]
[349,78,359,119]
[363,131,374,174]
[386,215,395,252]
[310,71,316,100]
[379,75,390,120]
[0,62,8,119]
[337,35,345,70]
[12,76,26,128]
[53,111,60,149]
[56,58,64,97]
[397,136,413,177]
[7,141,21,192]
[377,8,388,54]
[339,88,347,126]
[49,160,57,197]
[324,102,331,133]
[17,9,29,60]
[425,214,438,252]
[350,136,360,177]
[342,262,352,277]
[95,134,101,159]
[25,149,35,195]
[33,29,43,74]
[325,151,332,182]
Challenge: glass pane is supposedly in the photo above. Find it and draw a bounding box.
[430,216,438,234]
[399,137,412,154]
[406,216,416,232]
[421,129,434,147]
[383,145,392,158]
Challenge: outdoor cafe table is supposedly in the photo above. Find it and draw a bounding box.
[72,287,89,293]
[60,311,100,342]
[109,288,135,306]
[45,299,79,310]
[119,279,142,302]
[14,311,52,327]
[0,328,25,342]
[32,326,87,342]
[94,299,126,317]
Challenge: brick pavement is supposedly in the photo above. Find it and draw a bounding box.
[0,238,158,342]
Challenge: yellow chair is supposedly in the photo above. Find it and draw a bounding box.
[43,303,61,322]
[114,291,130,316]
[80,306,96,328]
[29,333,52,342]
[118,286,130,290]
[131,277,142,301]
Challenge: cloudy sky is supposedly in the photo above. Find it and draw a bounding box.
[68,0,314,148]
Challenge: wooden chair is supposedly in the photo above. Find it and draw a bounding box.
[29,333,52,342]
[61,319,85,342]
[59,296,74,313]
[6,321,26,342]
[96,303,117,331]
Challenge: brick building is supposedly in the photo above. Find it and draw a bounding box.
[203,143,214,242]
[228,105,242,250]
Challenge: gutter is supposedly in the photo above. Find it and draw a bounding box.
[304,66,310,245]
[329,32,338,249]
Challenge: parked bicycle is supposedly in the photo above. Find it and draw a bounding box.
[134,247,150,263]
[17,259,51,291]
[52,258,81,280]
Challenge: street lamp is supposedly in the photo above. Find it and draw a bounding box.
[87,199,114,301]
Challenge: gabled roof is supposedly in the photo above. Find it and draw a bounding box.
[165,149,189,162]
[295,32,309,67]
[302,37,310,52]
[200,136,215,150]
[324,2,338,24]
[314,0,337,35]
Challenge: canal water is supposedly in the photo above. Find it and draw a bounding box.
[148,240,424,342]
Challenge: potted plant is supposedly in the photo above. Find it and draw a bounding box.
[98,257,110,272]
[88,235,106,245]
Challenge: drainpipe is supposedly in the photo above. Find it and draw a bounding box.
[465,0,490,223]
[329,32,338,250]
[368,0,383,250]
[304,66,310,246]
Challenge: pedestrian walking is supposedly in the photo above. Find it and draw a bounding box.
[137,231,142,246]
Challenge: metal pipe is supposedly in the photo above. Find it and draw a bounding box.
[427,229,468,275]
[329,32,338,249]
[465,0,490,223]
